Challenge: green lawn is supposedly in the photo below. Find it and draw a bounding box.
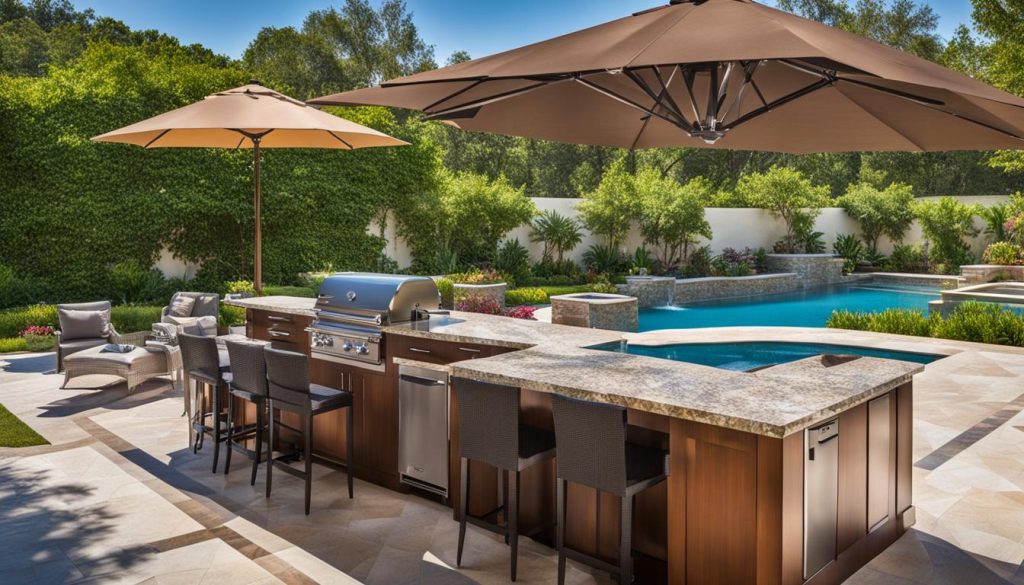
[0,403,48,447]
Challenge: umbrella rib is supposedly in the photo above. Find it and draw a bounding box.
[575,77,694,135]
[327,131,355,149]
[832,85,928,152]
[836,80,1024,143]
[624,68,692,130]
[652,65,690,125]
[422,79,485,112]
[422,80,556,120]
[722,78,832,131]
[143,129,172,149]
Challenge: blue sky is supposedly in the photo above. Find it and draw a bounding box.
[81,0,974,64]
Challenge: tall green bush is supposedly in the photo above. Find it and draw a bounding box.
[911,197,980,273]
[838,182,915,251]
[577,159,638,250]
[636,171,713,271]
[734,166,830,253]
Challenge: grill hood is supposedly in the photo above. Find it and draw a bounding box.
[315,272,440,325]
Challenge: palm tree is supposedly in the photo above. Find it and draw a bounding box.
[530,210,583,263]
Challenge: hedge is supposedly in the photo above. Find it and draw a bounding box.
[504,283,621,306]
[827,301,1024,347]
[0,304,163,337]
[0,42,442,304]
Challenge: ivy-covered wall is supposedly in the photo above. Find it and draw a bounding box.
[0,43,441,303]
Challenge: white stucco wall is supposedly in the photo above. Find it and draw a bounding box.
[370,195,1005,269]
[155,194,1007,276]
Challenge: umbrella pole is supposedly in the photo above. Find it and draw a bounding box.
[253,138,262,295]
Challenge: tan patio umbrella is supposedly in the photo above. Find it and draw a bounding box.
[93,81,408,294]
[310,0,1024,153]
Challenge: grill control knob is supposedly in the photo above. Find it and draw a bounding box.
[341,341,353,352]
[356,343,369,355]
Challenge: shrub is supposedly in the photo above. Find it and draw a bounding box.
[825,310,871,331]
[838,182,915,251]
[530,210,582,263]
[0,304,58,338]
[435,277,454,309]
[681,245,713,278]
[577,159,639,249]
[19,325,56,351]
[0,338,28,353]
[0,265,38,310]
[455,296,503,315]
[832,234,864,274]
[522,273,585,287]
[885,244,927,273]
[108,260,169,305]
[735,166,830,254]
[827,302,1024,347]
[582,244,626,275]
[110,305,164,333]
[711,247,760,277]
[982,241,1023,265]
[629,247,656,275]
[493,239,532,287]
[225,280,256,296]
[219,305,246,328]
[505,288,549,306]
[531,259,581,281]
[636,172,713,270]
[504,305,537,320]
[912,197,980,273]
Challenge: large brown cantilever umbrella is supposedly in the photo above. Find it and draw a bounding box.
[310,0,1024,153]
[93,81,407,293]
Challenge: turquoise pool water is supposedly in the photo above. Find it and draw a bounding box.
[592,341,941,371]
[639,283,939,331]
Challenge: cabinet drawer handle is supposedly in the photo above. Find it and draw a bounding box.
[408,347,431,354]
[457,347,481,353]
[268,330,291,337]
[267,315,292,323]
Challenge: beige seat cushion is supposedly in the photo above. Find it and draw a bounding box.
[59,309,110,340]
[64,345,163,368]
[164,315,218,335]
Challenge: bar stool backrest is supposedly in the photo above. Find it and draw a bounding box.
[179,333,222,385]
[264,346,311,407]
[551,394,628,496]
[453,377,520,470]
[225,340,268,397]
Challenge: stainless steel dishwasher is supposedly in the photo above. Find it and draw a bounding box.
[804,418,839,580]
[398,364,449,497]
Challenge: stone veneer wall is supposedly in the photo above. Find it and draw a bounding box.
[869,272,964,289]
[959,265,1024,285]
[622,276,676,307]
[764,254,845,287]
[550,294,638,332]
[673,274,800,304]
[453,283,507,308]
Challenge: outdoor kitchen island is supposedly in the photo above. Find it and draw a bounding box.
[228,295,921,585]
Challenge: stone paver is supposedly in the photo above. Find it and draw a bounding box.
[5,328,1024,584]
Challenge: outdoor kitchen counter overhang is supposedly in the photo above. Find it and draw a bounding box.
[227,296,921,439]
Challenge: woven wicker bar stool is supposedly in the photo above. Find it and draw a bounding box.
[179,333,231,473]
[263,347,354,515]
[452,377,556,582]
[223,340,269,484]
[551,394,669,585]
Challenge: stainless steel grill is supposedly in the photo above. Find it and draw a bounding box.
[308,272,441,368]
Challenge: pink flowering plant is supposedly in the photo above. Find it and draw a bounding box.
[19,325,56,352]
[455,297,537,320]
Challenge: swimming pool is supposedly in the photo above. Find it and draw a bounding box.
[639,283,939,331]
[592,340,941,371]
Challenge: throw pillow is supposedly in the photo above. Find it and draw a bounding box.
[168,296,196,317]
[58,309,110,340]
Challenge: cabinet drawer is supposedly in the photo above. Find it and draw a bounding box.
[248,309,311,352]
[388,334,510,364]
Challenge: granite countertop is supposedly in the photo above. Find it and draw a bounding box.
[225,295,317,317]
[226,295,922,438]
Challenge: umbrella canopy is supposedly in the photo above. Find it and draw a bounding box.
[93,82,408,293]
[310,0,1024,154]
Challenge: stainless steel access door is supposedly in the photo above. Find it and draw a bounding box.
[398,364,449,497]
[804,418,840,580]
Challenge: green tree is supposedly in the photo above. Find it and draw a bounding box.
[577,160,638,249]
[911,197,981,273]
[635,171,713,270]
[838,182,915,251]
[530,210,582,263]
[735,166,830,253]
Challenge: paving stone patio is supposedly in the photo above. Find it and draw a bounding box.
[3,328,1024,584]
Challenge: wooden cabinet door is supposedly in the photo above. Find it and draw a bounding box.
[354,368,399,487]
